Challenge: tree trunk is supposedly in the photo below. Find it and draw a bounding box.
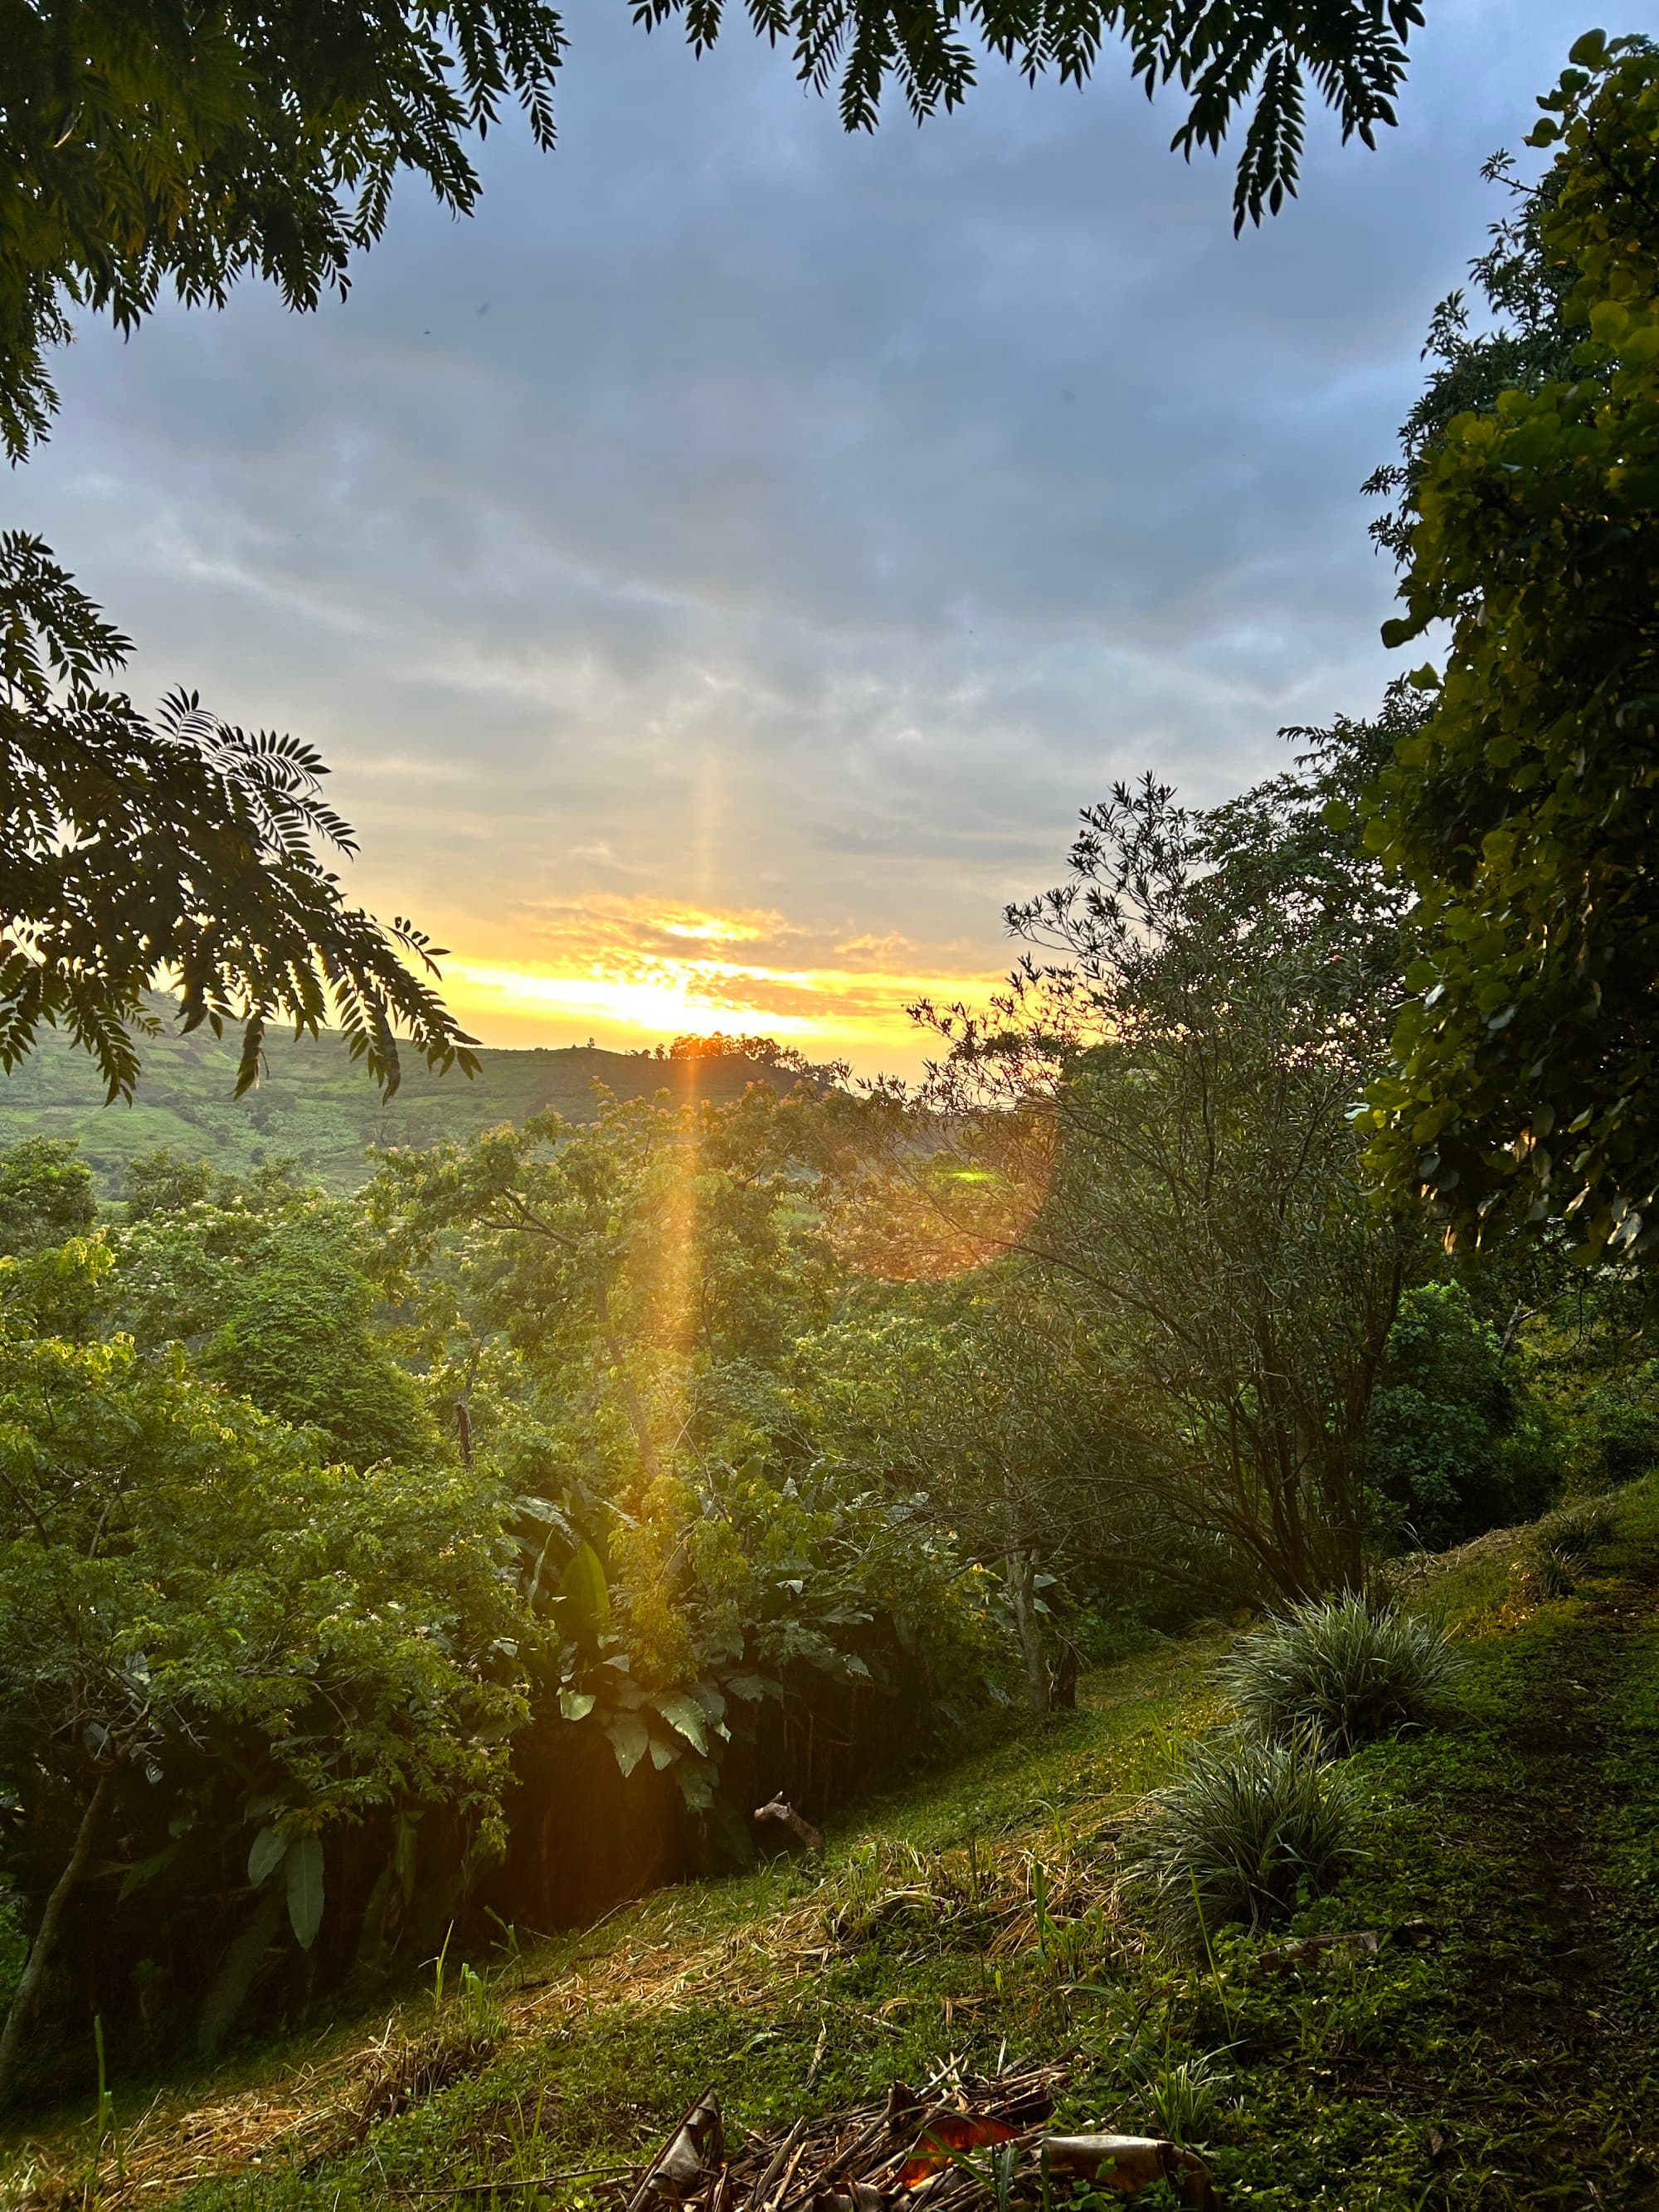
[1007,1551,1050,1715]
[0,1767,112,2104]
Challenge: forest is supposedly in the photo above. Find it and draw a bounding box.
[3,689,1656,2090]
[2,7,1659,2207]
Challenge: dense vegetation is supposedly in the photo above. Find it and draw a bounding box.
[11,1473,1659,2210]
[2,685,1656,2103]
[3,33,1659,2212]
[0,1018,819,1197]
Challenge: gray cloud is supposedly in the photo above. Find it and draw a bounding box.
[8,0,1614,1057]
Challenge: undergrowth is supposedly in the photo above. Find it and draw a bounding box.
[7,1480,1659,2212]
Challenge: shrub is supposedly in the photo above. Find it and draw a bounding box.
[1118,1735,1358,1952]
[1219,1592,1462,1753]
[1364,1282,1559,1549]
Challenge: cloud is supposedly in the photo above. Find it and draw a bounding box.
[11,0,1576,1075]
[441,895,1003,1068]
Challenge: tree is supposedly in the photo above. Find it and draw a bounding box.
[0,1286,528,2099]
[1357,36,1659,1263]
[364,1088,1001,1807]
[800,1276,1133,1710]
[897,733,1420,1601]
[0,1135,95,1257]
[0,0,1421,450]
[109,1164,438,1469]
[1,535,478,1101]
[1363,1281,1556,1550]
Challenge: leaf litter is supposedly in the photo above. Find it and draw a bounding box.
[609,2059,1218,2212]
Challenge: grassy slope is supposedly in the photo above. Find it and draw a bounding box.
[0,1023,803,1194]
[8,1490,1659,2212]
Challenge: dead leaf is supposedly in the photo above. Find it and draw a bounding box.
[899,2113,1020,2186]
[883,2084,923,2134]
[1039,2133,1219,2210]
[635,2089,723,2205]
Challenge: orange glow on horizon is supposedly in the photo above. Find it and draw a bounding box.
[437,900,1005,1077]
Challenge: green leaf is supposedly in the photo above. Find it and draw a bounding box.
[604,1712,650,1779]
[558,1688,596,1722]
[653,1694,709,1755]
[1568,28,1608,66]
[247,1825,288,1888]
[197,1886,286,2056]
[118,1845,175,1902]
[285,1834,325,1951]
[676,1762,717,1812]
[724,1673,778,1702]
[560,1541,611,1636]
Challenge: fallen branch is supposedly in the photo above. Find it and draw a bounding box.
[754,1798,824,1853]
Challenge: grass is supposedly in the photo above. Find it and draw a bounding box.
[1117,1734,1360,1952]
[1217,1593,1464,1754]
[7,1480,1659,2212]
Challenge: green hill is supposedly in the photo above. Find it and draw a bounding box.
[0,1020,805,1194]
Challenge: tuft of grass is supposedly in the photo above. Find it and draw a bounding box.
[1219,1592,1462,1754]
[1129,2051,1232,2145]
[1547,1495,1618,1553]
[1117,1734,1358,1954]
[1514,1542,1579,1602]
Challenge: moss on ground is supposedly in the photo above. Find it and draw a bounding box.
[8,1484,1659,2212]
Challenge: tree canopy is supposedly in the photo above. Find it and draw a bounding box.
[0,0,1425,1105]
[0,0,1424,462]
[0,533,478,1101]
[1357,34,1659,1264]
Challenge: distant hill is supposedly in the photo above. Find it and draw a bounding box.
[0,1020,808,1195]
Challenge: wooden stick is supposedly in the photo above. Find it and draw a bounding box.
[753,1798,824,1853]
[392,2166,633,2195]
[748,2118,807,2210]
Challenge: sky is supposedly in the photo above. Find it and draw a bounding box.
[10,1,1630,1077]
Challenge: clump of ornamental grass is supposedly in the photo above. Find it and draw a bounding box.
[1219,1592,1463,1754]
[1512,1492,1621,1602]
[1515,1543,1580,1602]
[1129,2051,1233,2146]
[1543,1494,1618,1554]
[1118,1734,1358,1955]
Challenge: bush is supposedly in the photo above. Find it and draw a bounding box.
[1118,1735,1359,1952]
[1219,1592,1462,1754]
[1364,1282,1559,1549]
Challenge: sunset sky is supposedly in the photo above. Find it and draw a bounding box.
[13,0,1603,1076]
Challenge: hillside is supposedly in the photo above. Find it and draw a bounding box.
[7,1485,1658,2212]
[0,1022,808,1194]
